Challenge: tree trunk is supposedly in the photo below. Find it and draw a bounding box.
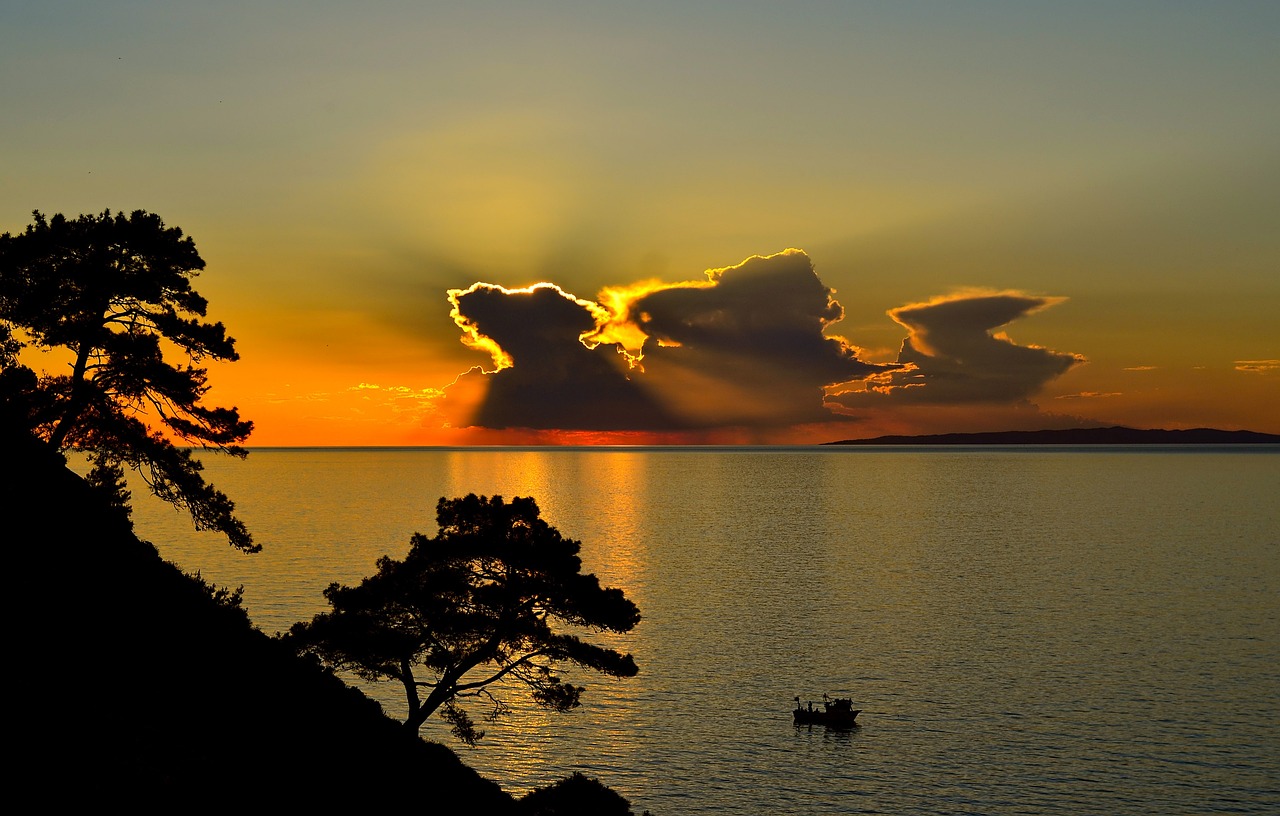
[48,340,93,448]
[402,636,504,733]
[407,673,456,733]
[401,657,424,732]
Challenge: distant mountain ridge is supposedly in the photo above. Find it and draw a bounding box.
[826,426,1280,446]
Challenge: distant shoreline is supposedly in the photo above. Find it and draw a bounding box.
[825,426,1280,446]
[168,426,1280,452]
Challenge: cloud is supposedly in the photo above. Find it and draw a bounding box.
[1055,391,1121,400]
[435,250,892,432]
[832,291,1084,408]
[440,282,678,430]
[1235,359,1280,373]
[624,250,891,426]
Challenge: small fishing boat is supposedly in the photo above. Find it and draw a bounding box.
[793,694,860,728]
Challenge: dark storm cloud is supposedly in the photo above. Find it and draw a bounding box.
[440,283,678,430]
[629,250,893,426]
[831,292,1084,407]
[436,250,892,431]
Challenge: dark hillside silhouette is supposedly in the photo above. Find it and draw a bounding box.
[4,429,644,812]
[4,427,515,807]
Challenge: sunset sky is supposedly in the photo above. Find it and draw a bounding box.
[4,1,1277,444]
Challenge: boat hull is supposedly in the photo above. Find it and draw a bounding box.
[793,706,861,728]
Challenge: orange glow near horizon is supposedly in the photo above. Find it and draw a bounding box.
[16,257,1269,449]
[218,271,1277,445]
[15,267,1277,448]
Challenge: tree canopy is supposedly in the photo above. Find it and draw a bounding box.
[0,209,255,551]
[288,494,641,744]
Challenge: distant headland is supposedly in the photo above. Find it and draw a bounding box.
[825,426,1280,446]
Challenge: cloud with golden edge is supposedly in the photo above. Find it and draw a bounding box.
[434,249,893,432]
[447,282,616,371]
[831,290,1084,407]
[439,281,675,430]
[587,278,673,354]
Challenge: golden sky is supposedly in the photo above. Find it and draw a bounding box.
[4,2,1278,443]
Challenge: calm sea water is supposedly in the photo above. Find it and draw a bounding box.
[124,447,1279,814]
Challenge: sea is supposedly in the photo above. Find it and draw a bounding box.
[121,446,1279,815]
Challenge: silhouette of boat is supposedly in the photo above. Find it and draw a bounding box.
[793,694,860,728]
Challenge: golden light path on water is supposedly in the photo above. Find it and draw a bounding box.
[434,449,653,775]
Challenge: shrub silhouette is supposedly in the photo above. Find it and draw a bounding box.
[519,772,640,815]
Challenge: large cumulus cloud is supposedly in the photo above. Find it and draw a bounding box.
[437,250,892,432]
[832,291,1085,408]
[628,250,889,426]
[443,282,677,430]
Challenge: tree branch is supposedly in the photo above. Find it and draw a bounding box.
[453,650,551,693]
